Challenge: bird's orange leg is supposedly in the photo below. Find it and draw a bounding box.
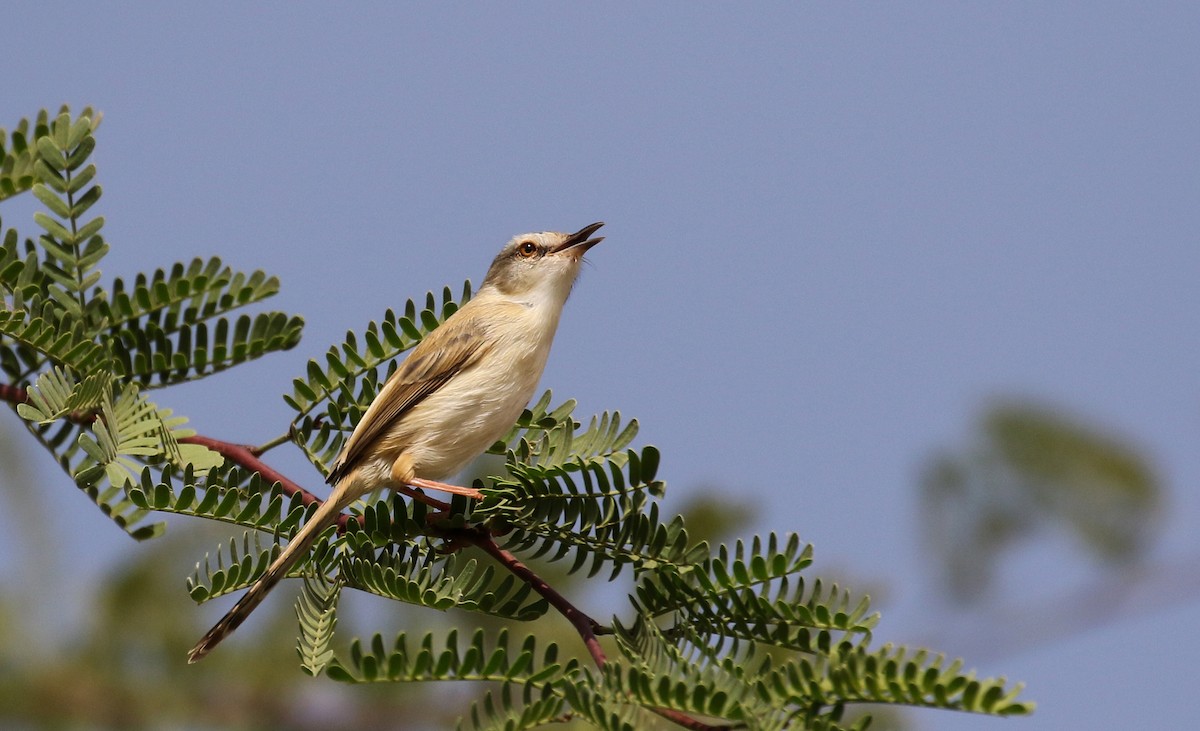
[390,453,484,500]
[409,477,484,500]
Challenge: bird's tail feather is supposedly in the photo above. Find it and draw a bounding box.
[187,487,349,663]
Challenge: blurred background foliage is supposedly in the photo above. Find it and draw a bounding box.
[921,401,1161,604]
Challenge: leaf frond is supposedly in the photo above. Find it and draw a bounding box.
[99,257,284,330]
[605,616,787,729]
[109,309,304,387]
[340,541,549,620]
[15,365,110,423]
[0,301,109,373]
[636,533,878,654]
[480,446,695,581]
[327,627,573,686]
[70,381,222,489]
[0,106,100,202]
[126,464,309,535]
[296,569,342,676]
[459,682,568,731]
[29,110,107,318]
[185,524,338,603]
[766,642,1035,718]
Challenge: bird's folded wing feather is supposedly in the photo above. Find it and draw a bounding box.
[328,317,493,484]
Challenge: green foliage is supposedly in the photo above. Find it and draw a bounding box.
[0,105,1033,729]
[327,628,572,685]
[340,542,550,620]
[474,400,688,582]
[0,298,110,372]
[636,533,878,657]
[127,464,311,534]
[460,683,567,731]
[16,365,109,423]
[100,257,303,387]
[296,570,342,676]
[0,106,101,201]
[187,530,286,602]
[1,106,303,537]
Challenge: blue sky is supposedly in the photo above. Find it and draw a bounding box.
[3,4,1198,729]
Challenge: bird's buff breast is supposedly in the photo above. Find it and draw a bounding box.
[372,330,551,481]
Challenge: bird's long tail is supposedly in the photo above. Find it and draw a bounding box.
[187,483,351,663]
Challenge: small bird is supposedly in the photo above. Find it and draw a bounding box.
[188,222,605,662]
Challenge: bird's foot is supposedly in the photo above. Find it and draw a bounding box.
[407,477,484,500]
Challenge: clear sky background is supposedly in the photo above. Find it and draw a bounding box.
[3,4,1198,730]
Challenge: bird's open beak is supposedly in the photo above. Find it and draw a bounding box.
[553,221,605,254]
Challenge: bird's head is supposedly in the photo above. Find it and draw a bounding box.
[481,222,605,307]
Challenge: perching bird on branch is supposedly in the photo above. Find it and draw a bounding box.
[188,222,605,662]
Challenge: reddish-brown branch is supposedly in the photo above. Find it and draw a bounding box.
[652,709,732,731]
[0,383,31,407]
[469,531,608,668]
[1,381,720,730]
[176,438,456,524]
[176,434,350,530]
[468,532,727,731]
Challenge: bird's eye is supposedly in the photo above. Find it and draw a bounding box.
[517,241,539,258]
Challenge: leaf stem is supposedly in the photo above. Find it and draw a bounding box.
[253,431,294,456]
[60,151,86,314]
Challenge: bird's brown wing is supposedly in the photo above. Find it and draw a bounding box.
[327,315,492,485]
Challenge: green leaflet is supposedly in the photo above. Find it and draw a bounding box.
[553,680,639,731]
[12,365,218,540]
[459,683,566,731]
[186,525,337,603]
[607,617,787,730]
[29,111,105,318]
[284,282,471,416]
[764,642,1034,718]
[0,303,110,373]
[0,222,29,294]
[456,396,680,581]
[99,257,304,387]
[187,531,283,602]
[481,438,691,578]
[66,381,223,489]
[327,628,572,686]
[340,543,549,621]
[607,616,1033,730]
[109,309,304,387]
[15,365,110,423]
[0,106,100,201]
[101,257,283,330]
[126,465,310,538]
[634,533,878,655]
[296,570,342,676]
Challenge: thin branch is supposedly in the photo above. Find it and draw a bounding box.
[177,434,345,530]
[177,437,454,525]
[470,530,608,668]
[467,530,729,731]
[254,431,294,455]
[0,383,30,406]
